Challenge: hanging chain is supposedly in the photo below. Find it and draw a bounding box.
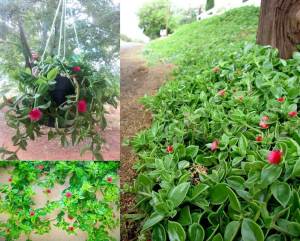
[41,0,63,62]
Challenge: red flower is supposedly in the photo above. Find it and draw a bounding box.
[68,215,74,220]
[166,145,173,153]
[267,150,283,165]
[65,192,72,198]
[256,136,263,142]
[28,108,42,122]
[37,165,44,170]
[8,177,12,182]
[107,177,113,183]
[211,140,219,151]
[218,89,226,96]
[277,97,285,103]
[68,226,74,231]
[212,66,220,73]
[259,121,269,129]
[45,189,51,194]
[261,116,269,121]
[72,66,81,72]
[288,111,297,117]
[77,100,87,113]
[30,211,35,216]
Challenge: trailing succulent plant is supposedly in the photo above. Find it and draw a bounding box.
[0,161,119,241]
[127,44,300,241]
[0,56,119,160]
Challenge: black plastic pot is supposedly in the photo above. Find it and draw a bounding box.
[47,75,75,127]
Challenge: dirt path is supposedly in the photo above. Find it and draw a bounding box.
[120,42,173,240]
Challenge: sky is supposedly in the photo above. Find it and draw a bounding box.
[121,0,202,42]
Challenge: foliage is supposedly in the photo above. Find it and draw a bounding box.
[138,0,177,40]
[206,0,215,11]
[0,161,119,241]
[144,6,259,65]
[0,56,118,160]
[127,6,300,241]
[0,0,119,75]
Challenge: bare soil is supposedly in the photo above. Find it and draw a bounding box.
[120,42,173,241]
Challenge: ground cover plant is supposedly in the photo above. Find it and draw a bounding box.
[126,6,300,241]
[0,161,119,241]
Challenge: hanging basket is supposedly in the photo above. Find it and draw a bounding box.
[1,57,118,159]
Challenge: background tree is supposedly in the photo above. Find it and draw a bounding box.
[0,0,120,75]
[257,0,300,59]
[138,0,176,39]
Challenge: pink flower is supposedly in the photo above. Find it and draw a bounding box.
[267,150,283,165]
[37,165,44,170]
[256,136,263,142]
[288,111,297,117]
[211,140,219,151]
[277,97,285,103]
[259,121,269,129]
[65,192,72,198]
[107,177,113,183]
[77,100,87,113]
[262,116,269,121]
[72,66,81,72]
[166,145,174,153]
[218,89,226,96]
[28,108,42,122]
[8,177,12,182]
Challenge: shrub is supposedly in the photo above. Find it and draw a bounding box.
[206,0,215,11]
[138,0,177,39]
[130,42,300,241]
[0,161,119,241]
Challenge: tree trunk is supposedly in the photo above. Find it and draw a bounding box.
[257,0,300,59]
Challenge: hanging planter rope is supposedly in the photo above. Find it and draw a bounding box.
[0,0,118,160]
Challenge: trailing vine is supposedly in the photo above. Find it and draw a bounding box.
[0,161,119,241]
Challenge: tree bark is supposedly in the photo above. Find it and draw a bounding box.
[257,0,300,59]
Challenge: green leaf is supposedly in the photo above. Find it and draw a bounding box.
[47,67,59,81]
[265,234,282,241]
[167,221,186,241]
[292,159,300,177]
[188,223,205,241]
[168,182,190,208]
[178,206,192,226]
[261,165,282,186]
[239,134,248,156]
[212,234,223,241]
[152,224,166,241]
[241,218,264,241]
[210,183,228,204]
[190,184,209,201]
[276,219,300,237]
[270,182,291,207]
[224,221,240,241]
[37,101,51,109]
[142,212,164,231]
[186,145,199,158]
[227,188,241,212]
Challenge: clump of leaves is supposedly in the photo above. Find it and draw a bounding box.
[0,56,118,160]
[128,43,300,241]
[0,161,119,241]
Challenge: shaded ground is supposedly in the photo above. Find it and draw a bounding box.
[120,42,173,240]
[0,104,120,161]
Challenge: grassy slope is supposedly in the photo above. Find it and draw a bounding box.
[144,6,260,66]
